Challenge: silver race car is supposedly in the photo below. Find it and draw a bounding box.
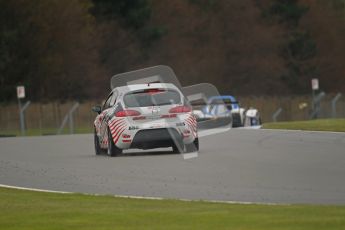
[92,83,198,156]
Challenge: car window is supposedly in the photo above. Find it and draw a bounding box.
[123,89,181,107]
[109,91,117,107]
[103,93,113,110]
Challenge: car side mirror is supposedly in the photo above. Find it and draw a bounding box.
[92,105,102,114]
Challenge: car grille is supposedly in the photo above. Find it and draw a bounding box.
[131,128,181,149]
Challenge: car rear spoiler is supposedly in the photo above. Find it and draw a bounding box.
[110,65,182,90]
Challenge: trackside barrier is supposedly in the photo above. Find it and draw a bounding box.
[331,93,342,118]
[57,102,80,134]
[272,107,283,122]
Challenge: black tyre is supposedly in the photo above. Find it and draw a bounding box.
[107,127,122,157]
[185,138,199,153]
[94,128,103,155]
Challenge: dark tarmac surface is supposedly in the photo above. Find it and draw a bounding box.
[1,129,345,204]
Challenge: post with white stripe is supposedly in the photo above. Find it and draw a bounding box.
[311,78,319,119]
[16,86,31,136]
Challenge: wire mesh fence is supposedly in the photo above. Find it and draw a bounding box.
[238,94,345,122]
[0,95,344,136]
[0,101,97,135]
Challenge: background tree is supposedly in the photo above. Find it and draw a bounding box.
[1,0,344,102]
[0,0,103,102]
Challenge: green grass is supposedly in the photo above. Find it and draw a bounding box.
[2,119,345,137]
[263,119,345,132]
[0,187,345,229]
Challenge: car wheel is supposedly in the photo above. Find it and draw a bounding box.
[107,127,122,157]
[94,128,103,155]
[185,138,199,153]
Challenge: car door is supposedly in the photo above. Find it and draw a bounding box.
[98,93,115,143]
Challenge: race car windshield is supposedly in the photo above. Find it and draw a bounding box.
[124,89,181,107]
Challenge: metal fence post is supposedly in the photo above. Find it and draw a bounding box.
[68,103,79,134]
[18,100,31,136]
[57,102,80,135]
[331,93,342,118]
[310,91,325,119]
[272,107,283,122]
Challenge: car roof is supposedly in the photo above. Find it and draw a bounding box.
[208,95,237,101]
[112,83,180,94]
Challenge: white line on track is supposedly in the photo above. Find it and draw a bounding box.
[0,183,282,206]
[0,184,72,194]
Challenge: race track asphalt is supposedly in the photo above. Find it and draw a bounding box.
[1,129,345,204]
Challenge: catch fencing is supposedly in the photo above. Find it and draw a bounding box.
[0,101,97,135]
[238,94,345,122]
[0,95,344,135]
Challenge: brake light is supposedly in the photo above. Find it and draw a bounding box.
[169,106,192,113]
[115,110,141,117]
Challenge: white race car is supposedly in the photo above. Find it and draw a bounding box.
[193,95,261,128]
[92,83,198,156]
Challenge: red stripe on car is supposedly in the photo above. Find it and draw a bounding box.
[110,121,125,133]
[111,123,126,139]
[114,128,127,144]
[109,119,124,129]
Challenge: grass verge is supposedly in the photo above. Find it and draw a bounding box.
[263,119,345,132]
[2,119,345,137]
[1,187,345,230]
